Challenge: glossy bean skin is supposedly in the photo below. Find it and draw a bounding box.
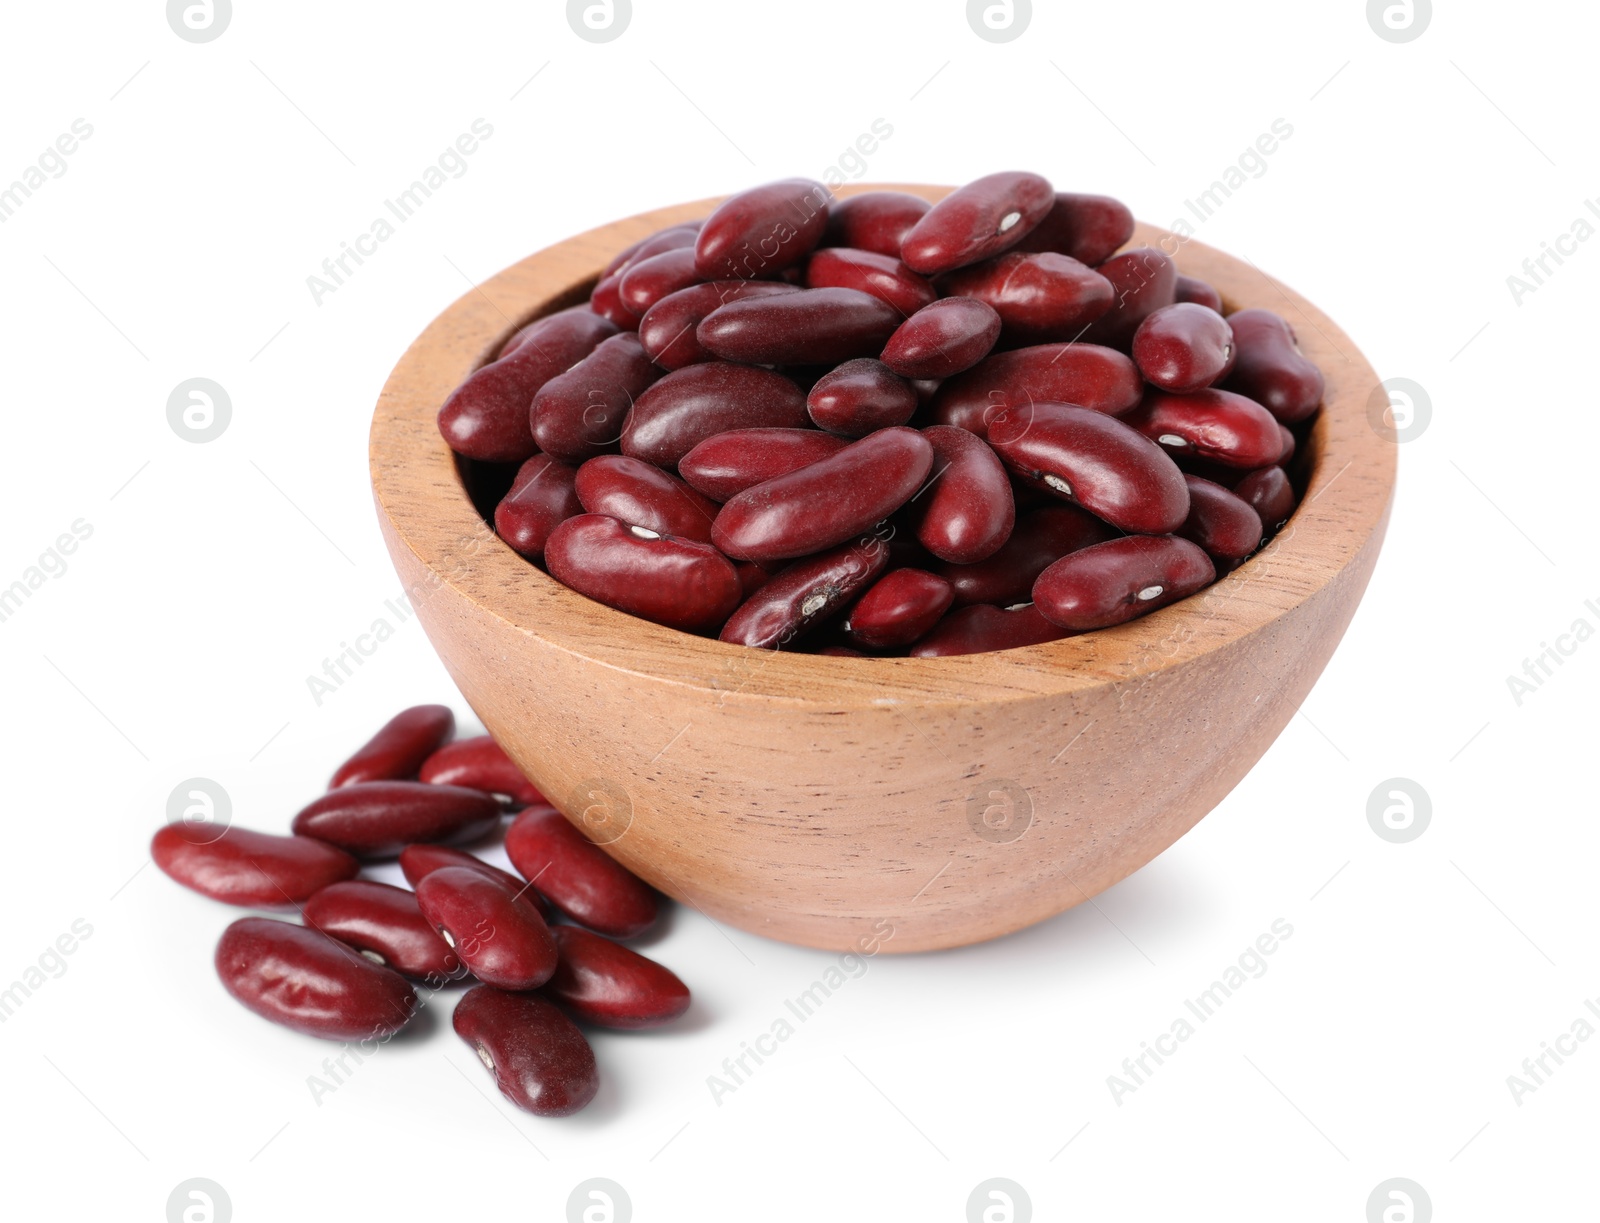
[291,782,503,859]
[531,333,661,464]
[1175,275,1224,313]
[822,191,931,257]
[1178,475,1263,561]
[330,704,455,788]
[438,311,618,462]
[679,428,849,502]
[939,252,1114,341]
[494,454,582,560]
[806,359,918,437]
[1014,192,1135,266]
[302,881,461,980]
[986,402,1190,535]
[718,536,891,649]
[912,425,1015,564]
[935,504,1117,607]
[698,287,902,367]
[1277,423,1296,465]
[880,297,1001,380]
[712,427,933,564]
[844,568,953,649]
[1033,535,1215,630]
[1082,247,1178,350]
[804,247,937,317]
[694,178,832,279]
[1123,388,1284,470]
[415,867,557,990]
[617,247,703,315]
[1223,309,1324,423]
[638,280,800,370]
[453,986,598,1116]
[598,228,698,323]
[544,514,742,634]
[215,917,418,1041]
[1132,303,1236,393]
[622,363,808,467]
[498,304,610,360]
[588,274,639,328]
[1233,466,1296,532]
[399,844,531,896]
[900,171,1055,275]
[505,805,659,938]
[575,455,720,544]
[930,343,1143,436]
[909,602,1073,657]
[419,736,545,806]
[152,825,359,907]
[546,927,691,1030]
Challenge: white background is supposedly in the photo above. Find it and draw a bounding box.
[1,1,1594,1220]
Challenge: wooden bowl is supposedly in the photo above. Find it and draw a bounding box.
[370,184,1395,953]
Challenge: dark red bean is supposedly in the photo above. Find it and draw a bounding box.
[1033,535,1215,630]
[152,825,359,907]
[415,867,557,990]
[1082,247,1178,349]
[806,359,918,437]
[637,280,800,370]
[823,191,931,257]
[530,333,661,464]
[330,704,454,789]
[1174,275,1223,312]
[498,305,608,361]
[399,844,530,896]
[621,363,808,468]
[303,880,460,980]
[575,455,719,544]
[1223,308,1325,423]
[589,273,639,327]
[719,536,892,649]
[935,504,1117,607]
[544,514,741,634]
[930,343,1143,435]
[1178,476,1263,561]
[453,986,598,1116]
[880,297,1001,380]
[1122,388,1284,470]
[1132,303,1236,393]
[939,252,1113,341]
[679,428,850,502]
[735,559,773,599]
[597,228,700,325]
[909,602,1073,657]
[986,402,1190,535]
[546,927,691,1029]
[712,427,933,564]
[617,247,703,315]
[505,805,659,938]
[900,171,1055,275]
[1013,192,1135,266]
[694,178,832,279]
[1233,466,1296,531]
[419,735,544,806]
[291,782,502,859]
[494,454,582,560]
[804,247,937,317]
[912,425,1015,564]
[598,225,682,283]
[1277,423,1296,465]
[698,287,902,366]
[215,917,418,1041]
[844,568,953,649]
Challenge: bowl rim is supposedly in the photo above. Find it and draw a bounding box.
[371,183,1396,710]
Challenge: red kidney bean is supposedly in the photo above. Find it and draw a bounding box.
[712,427,933,564]
[601,223,700,281]
[1233,465,1296,531]
[637,280,800,370]
[930,343,1143,435]
[597,228,700,324]
[718,535,891,648]
[1175,275,1224,313]
[291,782,503,859]
[1277,423,1296,465]
[589,274,639,327]
[544,514,742,634]
[622,362,808,467]
[215,917,418,1040]
[438,311,618,463]
[806,358,918,436]
[546,927,691,1029]
[911,424,1015,564]
[498,305,608,361]
[530,332,661,464]
[1082,247,1178,349]
[575,455,719,544]
[909,602,1073,657]
[698,287,902,366]
[400,844,530,896]
[1122,388,1284,470]
[844,568,953,649]
[495,454,582,560]
[330,704,454,789]
[900,171,1055,275]
[1132,303,1236,393]
[679,428,849,502]
[986,402,1190,534]
[415,866,557,990]
[419,735,545,806]
[505,805,659,937]
[804,247,937,317]
[453,986,598,1116]
[303,880,461,980]
[695,178,832,279]
[1014,192,1135,266]
[880,297,1001,380]
[1178,475,1263,561]
[1033,535,1215,630]
[617,246,703,315]
[935,504,1117,607]
[735,559,773,599]
[152,825,359,907]
[1223,308,1324,423]
[940,252,1114,341]
[823,191,931,257]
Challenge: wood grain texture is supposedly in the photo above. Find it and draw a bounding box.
[370,184,1396,953]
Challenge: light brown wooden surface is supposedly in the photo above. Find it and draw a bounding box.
[370,184,1397,953]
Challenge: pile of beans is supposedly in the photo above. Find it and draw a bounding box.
[154,705,686,1117]
[438,172,1323,656]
